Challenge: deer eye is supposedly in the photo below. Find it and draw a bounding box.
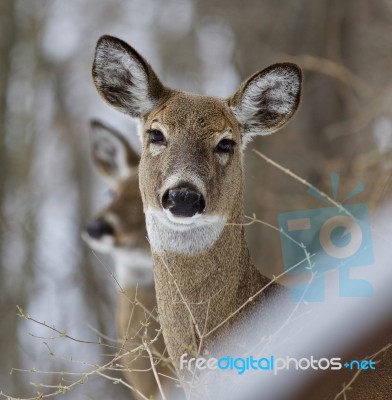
[148,129,166,145]
[215,139,236,153]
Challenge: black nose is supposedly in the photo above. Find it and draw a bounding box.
[85,219,114,239]
[162,187,205,218]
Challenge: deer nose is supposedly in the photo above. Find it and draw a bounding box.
[84,218,114,239]
[162,187,205,217]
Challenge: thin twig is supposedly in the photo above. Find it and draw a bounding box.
[204,249,315,339]
[334,343,392,400]
[16,306,116,350]
[95,371,150,400]
[91,250,159,323]
[143,339,167,400]
[252,149,345,210]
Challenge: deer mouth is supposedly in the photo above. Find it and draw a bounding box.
[148,207,223,231]
[145,208,226,253]
[163,209,205,227]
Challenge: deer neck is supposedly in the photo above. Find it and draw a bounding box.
[150,198,269,367]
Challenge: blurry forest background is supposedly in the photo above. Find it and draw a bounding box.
[1,0,392,398]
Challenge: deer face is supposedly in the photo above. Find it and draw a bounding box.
[82,121,152,285]
[83,177,146,253]
[139,93,245,247]
[92,36,302,254]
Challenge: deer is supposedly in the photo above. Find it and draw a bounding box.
[82,120,178,400]
[91,36,392,399]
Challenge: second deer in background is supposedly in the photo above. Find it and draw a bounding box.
[82,120,177,400]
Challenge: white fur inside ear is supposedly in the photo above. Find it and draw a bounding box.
[94,41,156,116]
[93,127,133,180]
[232,66,301,146]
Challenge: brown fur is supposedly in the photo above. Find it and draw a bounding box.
[92,36,392,398]
[138,86,289,387]
[140,93,244,218]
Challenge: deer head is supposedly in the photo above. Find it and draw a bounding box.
[82,119,152,286]
[92,36,302,256]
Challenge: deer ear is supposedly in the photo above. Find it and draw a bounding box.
[92,35,168,118]
[229,63,302,147]
[89,120,139,181]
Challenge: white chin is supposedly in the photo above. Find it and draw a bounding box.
[81,232,115,254]
[145,208,226,254]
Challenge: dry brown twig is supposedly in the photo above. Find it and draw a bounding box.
[4,283,171,400]
[334,343,392,400]
[8,148,388,400]
[143,338,167,400]
[1,339,145,400]
[252,149,349,212]
[91,250,159,323]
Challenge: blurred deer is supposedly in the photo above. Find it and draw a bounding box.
[91,35,392,399]
[82,120,175,400]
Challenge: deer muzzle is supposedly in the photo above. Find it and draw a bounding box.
[84,218,115,239]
